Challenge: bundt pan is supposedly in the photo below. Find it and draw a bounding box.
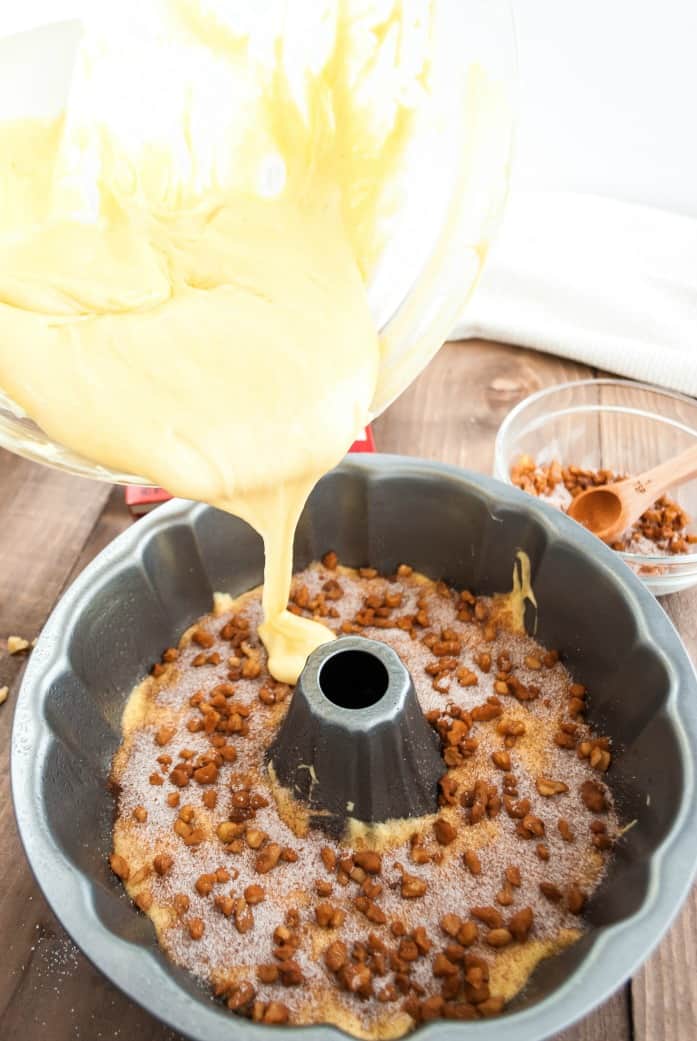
[11,454,697,1041]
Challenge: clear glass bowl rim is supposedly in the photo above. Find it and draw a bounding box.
[493,376,697,570]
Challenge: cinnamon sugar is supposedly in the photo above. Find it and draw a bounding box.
[111,562,620,1037]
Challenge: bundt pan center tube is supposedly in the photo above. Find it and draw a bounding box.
[11,455,697,1041]
[267,636,443,834]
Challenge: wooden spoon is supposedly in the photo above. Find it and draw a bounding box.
[566,442,697,544]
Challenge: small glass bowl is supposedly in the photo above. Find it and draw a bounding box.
[493,378,697,596]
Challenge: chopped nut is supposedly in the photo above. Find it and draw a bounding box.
[195,873,215,897]
[259,1002,290,1024]
[566,884,586,915]
[463,850,481,875]
[109,853,130,881]
[202,789,218,810]
[539,882,563,903]
[516,814,545,839]
[401,873,428,899]
[153,853,173,876]
[491,750,511,771]
[485,928,512,948]
[169,766,190,788]
[536,777,569,797]
[187,917,205,940]
[580,779,609,813]
[173,893,190,916]
[130,865,150,886]
[155,725,175,747]
[0,686,8,706]
[216,821,242,843]
[354,896,387,924]
[245,828,268,850]
[7,635,30,654]
[191,629,215,648]
[193,761,218,785]
[325,939,348,973]
[497,719,526,738]
[315,902,346,928]
[478,996,506,1017]
[456,667,478,687]
[257,964,279,983]
[505,865,521,887]
[457,921,478,947]
[440,914,462,938]
[590,747,612,772]
[135,891,153,913]
[434,818,457,846]
[353,850,382,874]
[433,953,458,977]
[471,906,503,929]
[227,982,256,1011]
[398,938,420,963]
[321,846,337,872]
[508,906,533,942]
[279,960,304,987]
[214,897,233,920]
[244,884,266,905]
[255,843,282,874]
[235,899,254,934]
[133,805,148,823]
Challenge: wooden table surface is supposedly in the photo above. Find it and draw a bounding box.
[1,338,696,1041]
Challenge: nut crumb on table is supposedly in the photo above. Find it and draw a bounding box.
[0,685,8,706]
[110,559,620,1037]
[6,634,31,654]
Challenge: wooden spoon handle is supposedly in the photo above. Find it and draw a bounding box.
[625,442,697,511]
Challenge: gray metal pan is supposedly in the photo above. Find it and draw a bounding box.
[11,455,697,1040]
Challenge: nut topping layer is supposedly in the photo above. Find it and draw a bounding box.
[111,559,619,1038]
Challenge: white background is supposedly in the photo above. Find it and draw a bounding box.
[2,0,697,216]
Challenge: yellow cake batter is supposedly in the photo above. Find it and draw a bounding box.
[0,0,448,683]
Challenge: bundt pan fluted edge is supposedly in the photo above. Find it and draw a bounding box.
[11,454,697,1041]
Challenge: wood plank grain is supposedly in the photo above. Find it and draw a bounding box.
[373,339,593,473]
[632,586,697,1041]
[552,990,632,1041]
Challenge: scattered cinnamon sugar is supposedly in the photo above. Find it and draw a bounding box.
[111,561,620,1037]
[511,455,697,556]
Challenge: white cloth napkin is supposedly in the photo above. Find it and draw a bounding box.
[453,190,697,397]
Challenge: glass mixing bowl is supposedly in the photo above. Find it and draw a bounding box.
[0,3,516,483]
[494,378,697,596]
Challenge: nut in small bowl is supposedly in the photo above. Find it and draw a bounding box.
[494,378,697,595]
